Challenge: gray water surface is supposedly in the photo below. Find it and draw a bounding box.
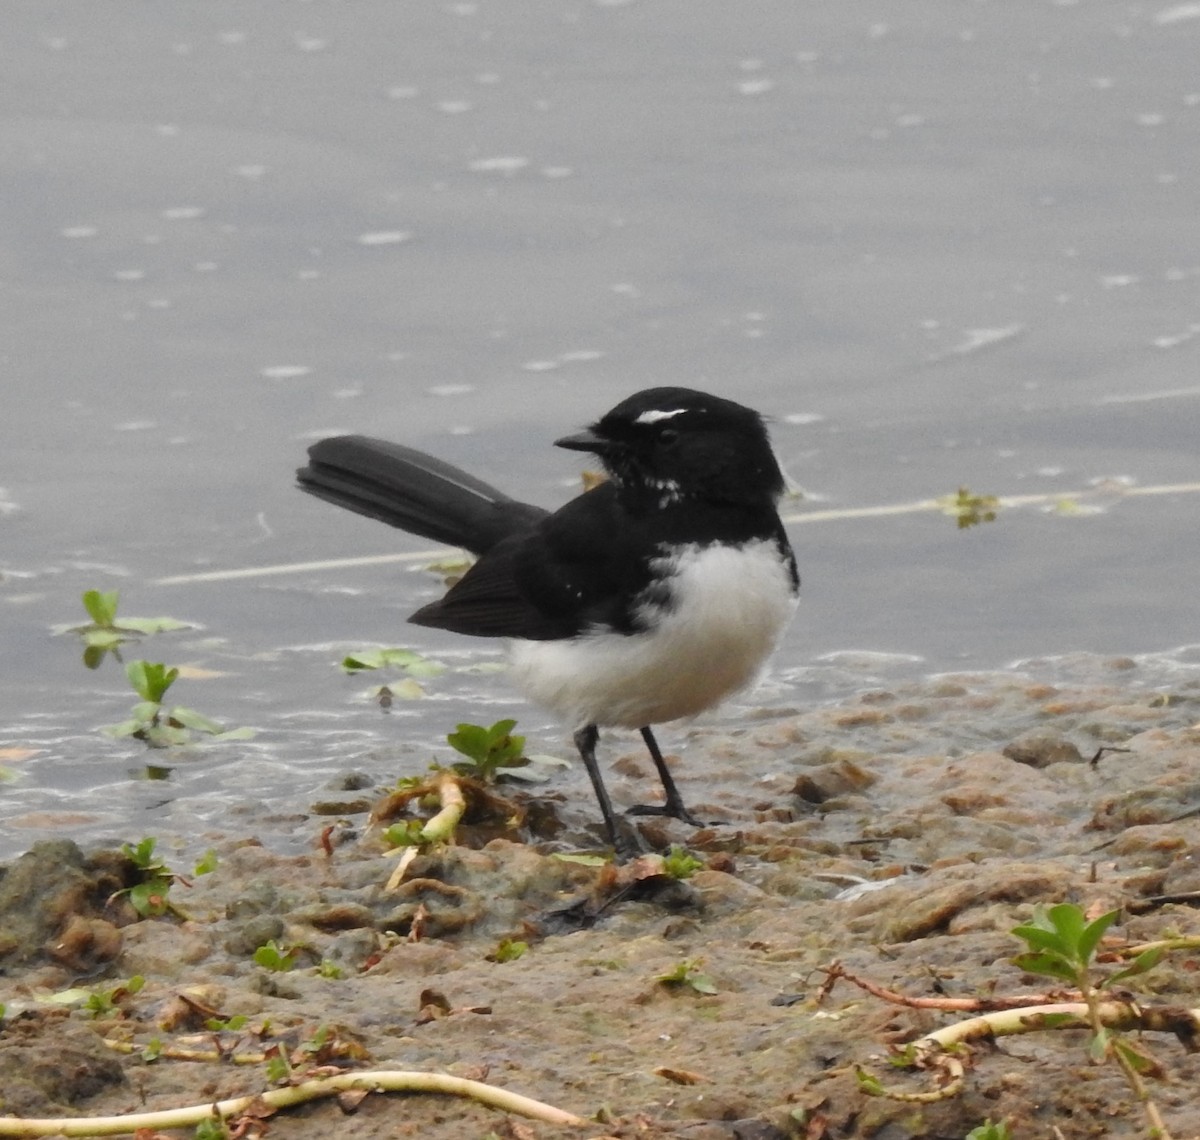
[2,2,1198,855]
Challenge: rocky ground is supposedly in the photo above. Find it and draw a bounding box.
[2,656,1200,1139]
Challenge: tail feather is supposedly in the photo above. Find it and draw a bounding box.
[297,436,546,554]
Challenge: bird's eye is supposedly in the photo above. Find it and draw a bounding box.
[658,427,680,446]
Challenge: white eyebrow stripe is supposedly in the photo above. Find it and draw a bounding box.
[634,408,689,425]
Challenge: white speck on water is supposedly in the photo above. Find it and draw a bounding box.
[1151,324,1200,349]
[611,282,641,297]
[428,384,475,397]
[1100,274,1139,288]
[385,351,408,362]
[333,386,363,399]
[448,424,474,436]
[929,324,1023,360]
[1136,112,1166,126]
[294,34,327,52]
[895,113,925,127]
[795,51,820,63]
[146,298,171,310]
[162,206,206,220]
[260,365,312,380]
[438,100,473,114]
[867,22,889,38]
[475,72,500,85]
[112,269,146,281]
[193,261,218,272]
[559,349,604,363]
[357,230,412,246]
[737,77,775,96]
[218,31,246,45]
[386,85,419,100]
[541,166,573,178]
[156,124,181,137]
[114,420,157,432]
[447,3,477,14]
[1091,76,1115,89]
[171,43,192,56]
[61,225,97,238]
[1100,383,1200,402]
[44,36,69,50]
[296,269,320,280]
[468,156,529,174]
[1037,466,1066,477]
[234,164,268,179]
[783,412,824,426]
[522,360,559,372]
[142,234,162,245]
[1154,3,1200,23]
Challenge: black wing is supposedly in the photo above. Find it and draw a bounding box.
[410,483,653,640]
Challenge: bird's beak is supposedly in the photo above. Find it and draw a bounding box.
[554,429,612,455]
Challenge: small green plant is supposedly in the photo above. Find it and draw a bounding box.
[194,1116,230,1140]
[488,938,529,963]
[938,486,999,529]
[446,718,528,782]
[118,837,178,917]
[253,940,299,972]
[1012,903,1168,1137]
[83,975,145,1019]
[204,1014,249,1032]
[341,647,446,675]
[662,845,703,880]
[966,1120,1013,1140]
[140,1036,163,1063]
[193,848,219,876]
[316,959,345,980]
[656,958,717,995]
[58,589,193,668]
[381,819,428,849]
[102,659,252,747]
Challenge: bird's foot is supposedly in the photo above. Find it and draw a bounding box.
[626,801,707,829]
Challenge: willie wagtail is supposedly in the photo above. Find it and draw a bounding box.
[297,387,799,851]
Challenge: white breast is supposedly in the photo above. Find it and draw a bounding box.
[507,539,797,730]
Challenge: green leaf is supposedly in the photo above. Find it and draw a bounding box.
[1076,909,1120,965]
[1089,1026,1111,1063]
[126,660,178,703]
[193,849,219,876]
[447,722,490,763]
[168,706,224,735]
[83,629,125,649]
[662,845,703,880]
[83,589,120,628]
[116,616,192,634]
[254,940,298,972]
[342,647,445,674]
[1109,946,1165,984]
[854,1067,886,1096]
[128,878,173,917]
[122,837,159,868]
[210,726,257,742]
[1011,951,1080,983]
[490,938,528,963]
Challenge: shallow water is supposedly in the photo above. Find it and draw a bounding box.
[3,2,1199,854]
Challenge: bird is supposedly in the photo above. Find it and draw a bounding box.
[296,387,799,852]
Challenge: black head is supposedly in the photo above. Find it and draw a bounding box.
[555,387,785,508]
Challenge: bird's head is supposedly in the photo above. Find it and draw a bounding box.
[555,387,784,508]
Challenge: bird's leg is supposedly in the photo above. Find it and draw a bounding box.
[626,725,705,827]
[573,724,647,857]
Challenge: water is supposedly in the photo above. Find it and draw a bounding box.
[2,2,1198,856]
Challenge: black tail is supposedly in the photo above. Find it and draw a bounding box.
[297,436,547,554]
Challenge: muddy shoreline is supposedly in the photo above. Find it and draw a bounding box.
[2,656,1200,1138]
